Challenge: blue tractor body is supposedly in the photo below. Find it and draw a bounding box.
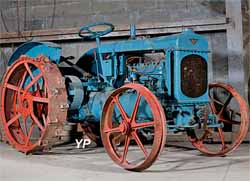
[7,26,211,133]
[74,28,210,132]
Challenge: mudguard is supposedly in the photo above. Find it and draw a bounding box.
[7,42,62,66]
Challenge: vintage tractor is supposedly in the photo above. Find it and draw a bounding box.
[0,22,249,171]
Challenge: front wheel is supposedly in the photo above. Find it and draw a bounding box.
[101,83,166,171]
[187,82,249,156]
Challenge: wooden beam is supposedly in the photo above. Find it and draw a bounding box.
[0,17,228,44]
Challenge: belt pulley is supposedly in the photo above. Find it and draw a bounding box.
[65,75,84,110]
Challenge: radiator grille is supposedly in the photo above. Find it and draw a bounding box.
[181,55,207,98]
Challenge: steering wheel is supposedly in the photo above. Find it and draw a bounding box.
[78,22,114,40]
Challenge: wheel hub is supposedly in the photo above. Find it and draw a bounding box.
[20,94,33,116]
[119,121,131,135]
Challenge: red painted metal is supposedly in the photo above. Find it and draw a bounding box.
[101,83,166,171]
[0,55,68,153]
[187,82,249,156]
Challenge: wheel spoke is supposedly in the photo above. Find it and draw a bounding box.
[131,131,148,157]
[24,73,43,92]
[113,96,129,122]
[219,117,240,125]
[20,71,28,89]
[7,113,22,127]
[218,94,232,116]
[209,100,217,114]
[121,135,131,163]
[25,123,35,146]
[132,121,154,129]
[104,127,120,134]
[18,71,28,102]
[42,114,47,125]
[130,93,141,122]
[218,128,226,149]
[213,98,224,106]
[24,62,34,80]
[30,112,45,131]
[32,96,49,103]
[5,83,24,93]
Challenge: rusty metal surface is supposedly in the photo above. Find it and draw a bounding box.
[0,55,68,153]
[187,82,250,156]
[101,83,166,171]
[0,84,6,142]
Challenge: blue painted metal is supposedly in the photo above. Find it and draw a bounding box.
[93,29,208,54]
[78,22,114,40]
[71,90,153,124]
[7,42,62,66]
[130,24,136,39]
[68,24,212,132]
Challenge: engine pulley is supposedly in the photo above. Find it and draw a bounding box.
[65,76,84,110]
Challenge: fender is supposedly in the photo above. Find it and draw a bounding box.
[7,42,62,66]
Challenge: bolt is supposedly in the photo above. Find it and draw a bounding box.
[57,77,65,85]
[60,104,69,110]
[55,129,63,136]
[52,88,59,96]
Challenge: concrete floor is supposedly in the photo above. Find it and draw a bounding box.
[0,142,249,181]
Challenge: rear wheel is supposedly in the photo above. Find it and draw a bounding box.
[0,55,68,153]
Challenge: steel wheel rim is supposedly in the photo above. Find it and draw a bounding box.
[101,83,166,171]
[187,82,249,156]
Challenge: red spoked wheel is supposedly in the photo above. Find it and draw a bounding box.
[0,55,68,153]
[101,83,166,171]
[187,82,249,156]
